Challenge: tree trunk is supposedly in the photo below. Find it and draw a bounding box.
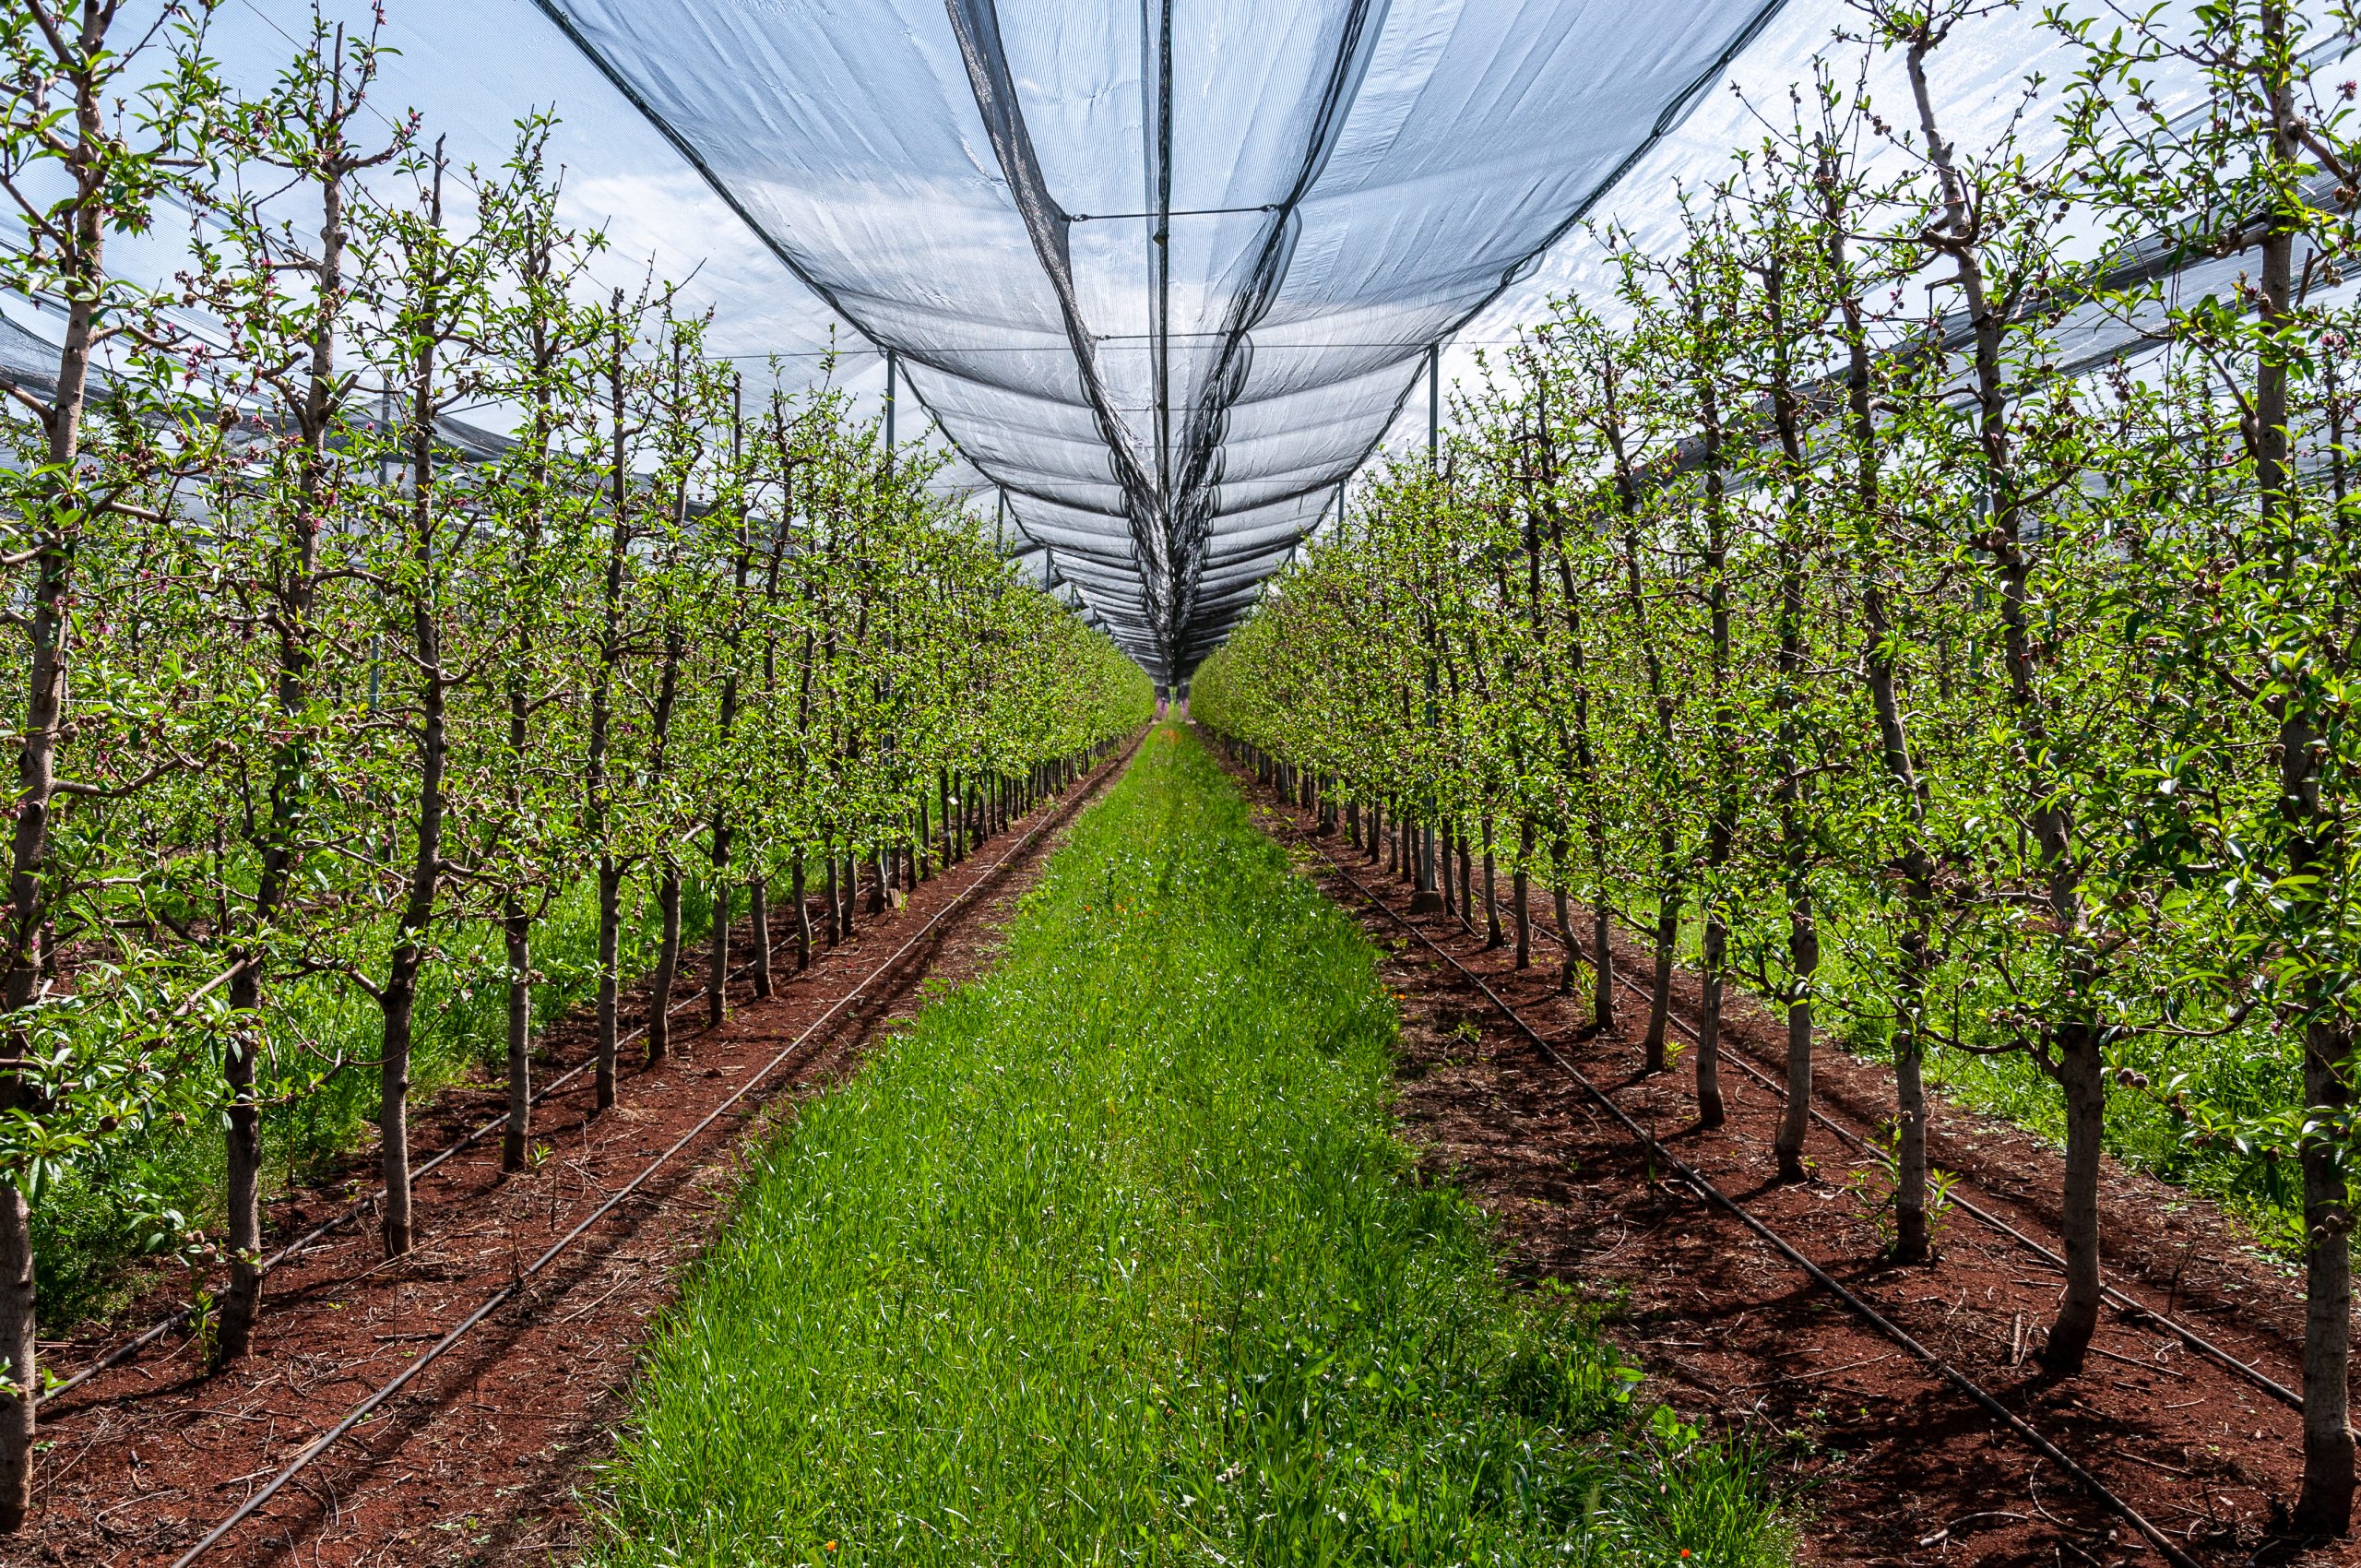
[0,1182,32,1532]
[703,869,722,1029]
[1590,898,1616,1035]
[1439,823,1455,916]
[1775,962,1813,1182]
[749,872,773,998]
[2299,1018,2355,1534]
[502,907,531,1172]
[1551,845,1577,1000]
[1695,901,1726,1129]
[1480,820,1501,948]
[375,147,454,1262]
[1644,861,1679,1074]
[2040,1026,2105,1373]
[377,947,421,1256]
[0,39,121,1508]
[595,859,622,1111]
[1762,245,1821,1187]
[707,825,731,1028]
[1907,20,2105,1378]
[793,854,811,971]
[1894,1010,1930,1261]
[1513,819,1532,969]
[1410,822,1442,915]
[217,999,264,1362]
[647,864,681,1063]
[587,303,631,1119]
[935,772,949,868]
[1833,196,1936,1253]
[1444,831,1464,930]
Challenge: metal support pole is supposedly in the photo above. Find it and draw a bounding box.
[995,486,1005,553]
[1410,655,1443,913]
[1427,342,1440,470]
[883,346,898,469]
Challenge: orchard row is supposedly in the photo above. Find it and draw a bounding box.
[1196,0,2361,1539]
[0,4,1149,1530]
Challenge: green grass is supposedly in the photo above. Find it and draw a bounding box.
[590,726,1788,1568]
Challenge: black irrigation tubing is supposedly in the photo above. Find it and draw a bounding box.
[50,869,922,1406]
[51,912,796,1406]
[1319,800,2304,1418]
[1512,884,2308,1416]
[55,761,1122,1409]
[1276,810,2204,1568]
[166,738,1136,1568]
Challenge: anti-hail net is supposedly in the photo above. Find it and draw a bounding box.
[511,0,1795,681]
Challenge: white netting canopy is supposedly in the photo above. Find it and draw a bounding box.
[507,0,1801,682]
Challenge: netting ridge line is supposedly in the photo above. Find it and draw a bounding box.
[1162,0,1385,675]
[1469,0,1796,311]
[1150,0,1179,675]
[519,2,1094,579]
[1196,0,1797,595]
[1165,0,1800,683]
[943,0,1169,672]
[519,2,886,364]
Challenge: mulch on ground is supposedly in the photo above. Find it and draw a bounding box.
[1228,755,2336,1568]
[7,753,1126,1568]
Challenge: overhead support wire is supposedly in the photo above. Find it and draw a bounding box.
[1150,0,1178,677]
[1427,342,1440,470]
[1068,203,1280,221]
[945,0,1169,670]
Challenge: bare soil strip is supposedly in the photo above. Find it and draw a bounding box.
[1225,750,2330,1568]
[7,746,1132,1568]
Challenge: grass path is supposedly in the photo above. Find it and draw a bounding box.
[590,725,1786,1567]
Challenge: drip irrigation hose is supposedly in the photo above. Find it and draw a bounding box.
[1528,892,2305,1414]
[1287,764,2302,1417]
[52,911,783,1404]
[164,736,1136,1568]
[51,818,1005,1407]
